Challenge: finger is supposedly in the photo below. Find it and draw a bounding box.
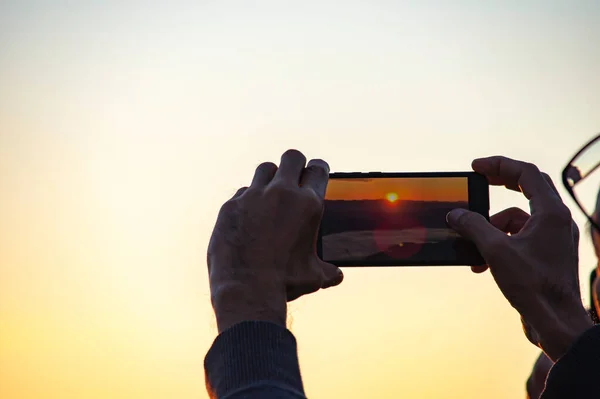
[541,173,579,244]
[231,186,248,199]
[319,260,344,289]
[446,208,507,259]
[251,162,278,187]
[472,157,558,204]
[300,159,330,198]
[490,207,530,235]
[273,149,307,185]
[471,265,489,273]
[542,173,562,199]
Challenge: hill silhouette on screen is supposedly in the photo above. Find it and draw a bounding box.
[321,199,468,236]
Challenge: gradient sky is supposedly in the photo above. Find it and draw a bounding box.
[326,177,468,201]
[1,1,599,398]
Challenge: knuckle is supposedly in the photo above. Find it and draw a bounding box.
[268,180,296,196]
[230,186,248,200]
[219,198,238,215]
[505,206,526,217]
[266,182,307,206]
[546,203,572,224]
[265,177,324,212]
[540,172,553,183]
[559,204,572,220]
[541,172,560,193]
[522,161,541,175]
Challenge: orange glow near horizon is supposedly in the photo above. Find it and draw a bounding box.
[326,177,468,202]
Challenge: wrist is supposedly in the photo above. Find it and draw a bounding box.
[536,302,594,361]
[211,281,287,333]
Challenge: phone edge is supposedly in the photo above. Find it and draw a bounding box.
[317,171,490,267]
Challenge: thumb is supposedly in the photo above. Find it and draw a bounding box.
[446,208,505,255]
[320,261,344,289]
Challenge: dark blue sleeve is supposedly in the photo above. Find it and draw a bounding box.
[541,325,600,398]
[204,321,307,399]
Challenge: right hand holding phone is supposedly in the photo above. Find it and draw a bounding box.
[446,156,593,362]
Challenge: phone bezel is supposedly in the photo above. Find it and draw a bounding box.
[316,171,490,267]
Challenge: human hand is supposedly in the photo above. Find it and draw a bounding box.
[446,156,593,361]
[207,150,344,333]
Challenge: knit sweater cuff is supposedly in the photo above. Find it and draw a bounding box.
[204,321,305,398]
[542,325,600,398]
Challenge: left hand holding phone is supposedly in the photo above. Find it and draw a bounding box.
[207,150,344,333]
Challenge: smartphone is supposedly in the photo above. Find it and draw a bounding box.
[317,172,489,266]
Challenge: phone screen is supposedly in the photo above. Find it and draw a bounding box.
[318,173,487,266]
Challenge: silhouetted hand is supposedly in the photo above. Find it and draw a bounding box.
[207,150,344,333]
[446,156,593,361]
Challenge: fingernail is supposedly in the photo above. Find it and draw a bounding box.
[446,208,467,226]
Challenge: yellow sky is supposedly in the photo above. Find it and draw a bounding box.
[1,2,600,399]
[326,177,468,202]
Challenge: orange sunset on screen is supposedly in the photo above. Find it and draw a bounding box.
[326,177,468,202]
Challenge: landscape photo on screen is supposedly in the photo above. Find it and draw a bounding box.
[322,177,470,263]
